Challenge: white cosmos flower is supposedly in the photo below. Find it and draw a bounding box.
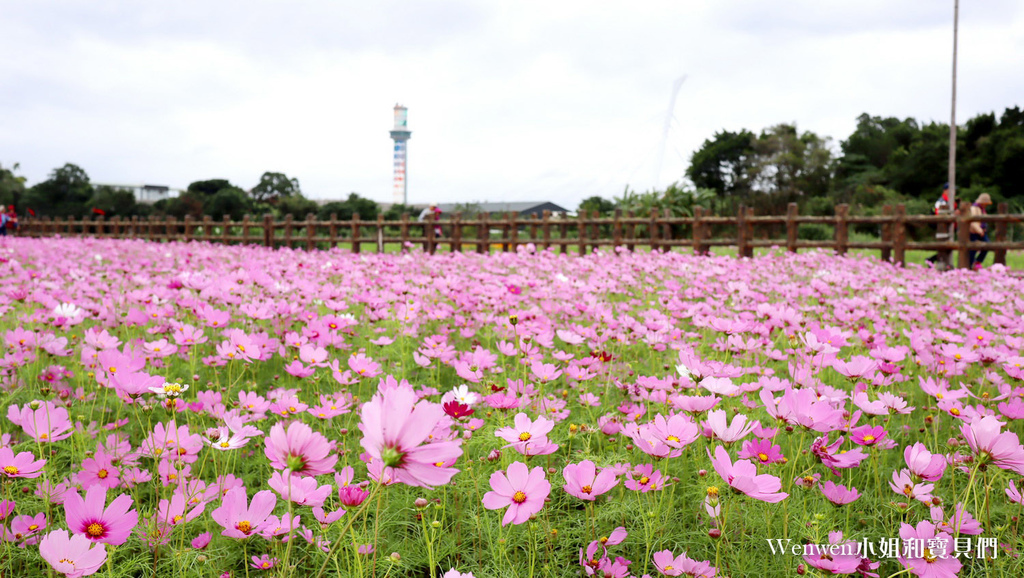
[52,303,84,319]
[450,385,479,405]
[150,381,189,398]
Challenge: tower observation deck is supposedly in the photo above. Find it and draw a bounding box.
[390,104,412,205]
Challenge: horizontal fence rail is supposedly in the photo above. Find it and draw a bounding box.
[11,202,1024,269]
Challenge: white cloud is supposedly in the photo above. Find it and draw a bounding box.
[0,0,1020,211]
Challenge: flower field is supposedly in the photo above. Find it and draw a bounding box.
[2,237,1024,578]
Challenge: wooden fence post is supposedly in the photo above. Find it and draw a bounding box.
[377,214,385,253]
[263,214,273,247]
[956,200,971,269]
[893,204,907,267]
[221,215,231,244]
[736,205,748,259]
[425,211,436,254]
[241,215,250,244]
[835,203,849,256]
[327,213,338,248]
[165,216,176,241]
[559,216,568,254]
[786,203,798,253]
[578,210,587,255]
[452,212,462,252]
[509,212,519,252]
[282,214,293,249]
[693,206,705,256]
[351,213,361,254]
[993,202,1008,266]
[625,211,635,252]
[542,210,552,251]
[613,209,623,250]
[400,213,410,251]
[648,208,660,253]
[529,214,539,245]
[478,212,489,254]
[305,213,316,250]
[880,205,892,262]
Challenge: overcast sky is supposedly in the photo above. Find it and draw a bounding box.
[1,1,1021,210]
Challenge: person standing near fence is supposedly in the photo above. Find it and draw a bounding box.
[968,193,993,270]
[0,205,16,236]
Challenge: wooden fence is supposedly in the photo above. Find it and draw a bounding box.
[13,202,1024,269]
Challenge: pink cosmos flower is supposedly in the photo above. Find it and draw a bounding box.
[7,512,47,546]
[443,569,476,578]
[16,401,73,442]
[889,469,935,504]
[903,442,947,481]
[562,460,619,501]
[268,470,333,507]
[358,384,463,488]
[653,549,718,577]
[623,413,699,459]
[961,415,1024,475]
[39,529,107,577]
[897,521,961,578]
[820,481,860,506]
[482,461,550,526]
[849,425,887,447]
[64,486,138,546]
[210,487,277,539]
[264,421,338,477]
[0,447,46,479]
[802,531,863,575]
[251,555,279,570]
[1007,480,1023,505]
[623,463,665,492]
[704,409,755,443]
[706,446,788,503]
[495,412,559,456]
[736,438,784,465]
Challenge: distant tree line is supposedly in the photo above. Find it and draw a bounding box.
[578,107,1024,226]
[0,166,418,221]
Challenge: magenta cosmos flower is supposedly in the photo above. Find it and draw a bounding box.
[358,384,463,488]
[706,446,788,503]
[904,442,947,482]
[482,461,550,526]
[562,460,619,501]
[264,421,338,477]
[211,487,278,539]
[64,486,138,546]
[39,529,107,578]
[0,447,46,479]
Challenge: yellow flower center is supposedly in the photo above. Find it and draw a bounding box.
[2,466,18,475]
[28,524,38,531]
[666,435,680,443]
[87,523,104,537]
[758,453,769,462]
[707,486,719,497]
[924,548,936,563]
[236,520,252,534]
[581,485,593,494]
[97,469,108,479]
[220,442,230,448]
[173,515,183,523]
[639,476,650,485]
[518,432,532,442]
[950,408,961,416]
[512,491,527,504]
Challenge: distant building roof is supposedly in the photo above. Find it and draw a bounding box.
[435,201,569,215]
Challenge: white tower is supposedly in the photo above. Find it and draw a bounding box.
[390,104,411,205]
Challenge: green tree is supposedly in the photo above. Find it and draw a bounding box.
[686,129,755,207]
[22,163,93,217]
[251,172,301,204]
[275,194,319,219]
[88,186,138,217]
[187,179,234,197]
[0,163,27,210]
[203,187,252,220]
[577,196,616,216]
[382,203,417,220]
[316,193,378,221]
